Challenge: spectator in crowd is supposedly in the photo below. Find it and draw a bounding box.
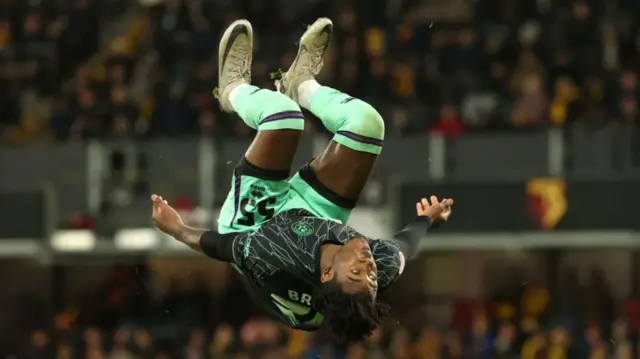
[132,328,155,359]
[430,105,466,138]
[0,0,638,144]
[11,257,631,359]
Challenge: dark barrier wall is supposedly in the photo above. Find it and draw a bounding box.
[0,190,47,239]
[10,179,640,238]
[399,179,640,232]
[3,128,640,237]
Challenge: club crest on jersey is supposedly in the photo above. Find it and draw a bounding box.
[291,221,313,236]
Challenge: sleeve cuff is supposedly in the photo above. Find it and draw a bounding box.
[199,231,237,262]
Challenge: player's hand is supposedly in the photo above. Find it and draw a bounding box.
[416,196,454,222]
[151,194,185,237]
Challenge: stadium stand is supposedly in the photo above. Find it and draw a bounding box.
[1,0,640,357]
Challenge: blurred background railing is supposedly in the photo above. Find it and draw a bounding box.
[5,129,640,242]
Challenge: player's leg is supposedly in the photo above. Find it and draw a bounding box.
[276,18,383,220]
[215,20,305,233]
[217,19,304,172]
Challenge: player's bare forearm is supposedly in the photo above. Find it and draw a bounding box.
[173,226,238,263]
[173,225,208,253]
[151,194,236,262]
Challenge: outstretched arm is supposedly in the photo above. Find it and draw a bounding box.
[151,194,237,262]
[174,226,208,253]
[391,196,453,259]
[370,196,453,291]
[389,216,431,260]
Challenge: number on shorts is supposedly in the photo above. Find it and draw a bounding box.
[237,197,276,226]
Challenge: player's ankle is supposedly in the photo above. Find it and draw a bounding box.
[297,79,321,109]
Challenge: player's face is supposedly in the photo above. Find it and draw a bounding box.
[332,238,378,296]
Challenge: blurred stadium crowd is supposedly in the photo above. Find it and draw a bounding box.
[1,0,640,357]
[0,0,639,145]
[10,263,640,359]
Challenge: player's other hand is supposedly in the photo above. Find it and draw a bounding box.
[151,194,185,237]
[416,196,454,222]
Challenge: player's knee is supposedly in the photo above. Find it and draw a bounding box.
[342,102,385,141]
[273,92,303,113]
[361,104,385,140]
[332,101,385,155]
[258,91,305,131]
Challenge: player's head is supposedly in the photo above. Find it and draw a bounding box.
[314,237,387,343]
[313,277,390,343]
[321,237,379,296]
